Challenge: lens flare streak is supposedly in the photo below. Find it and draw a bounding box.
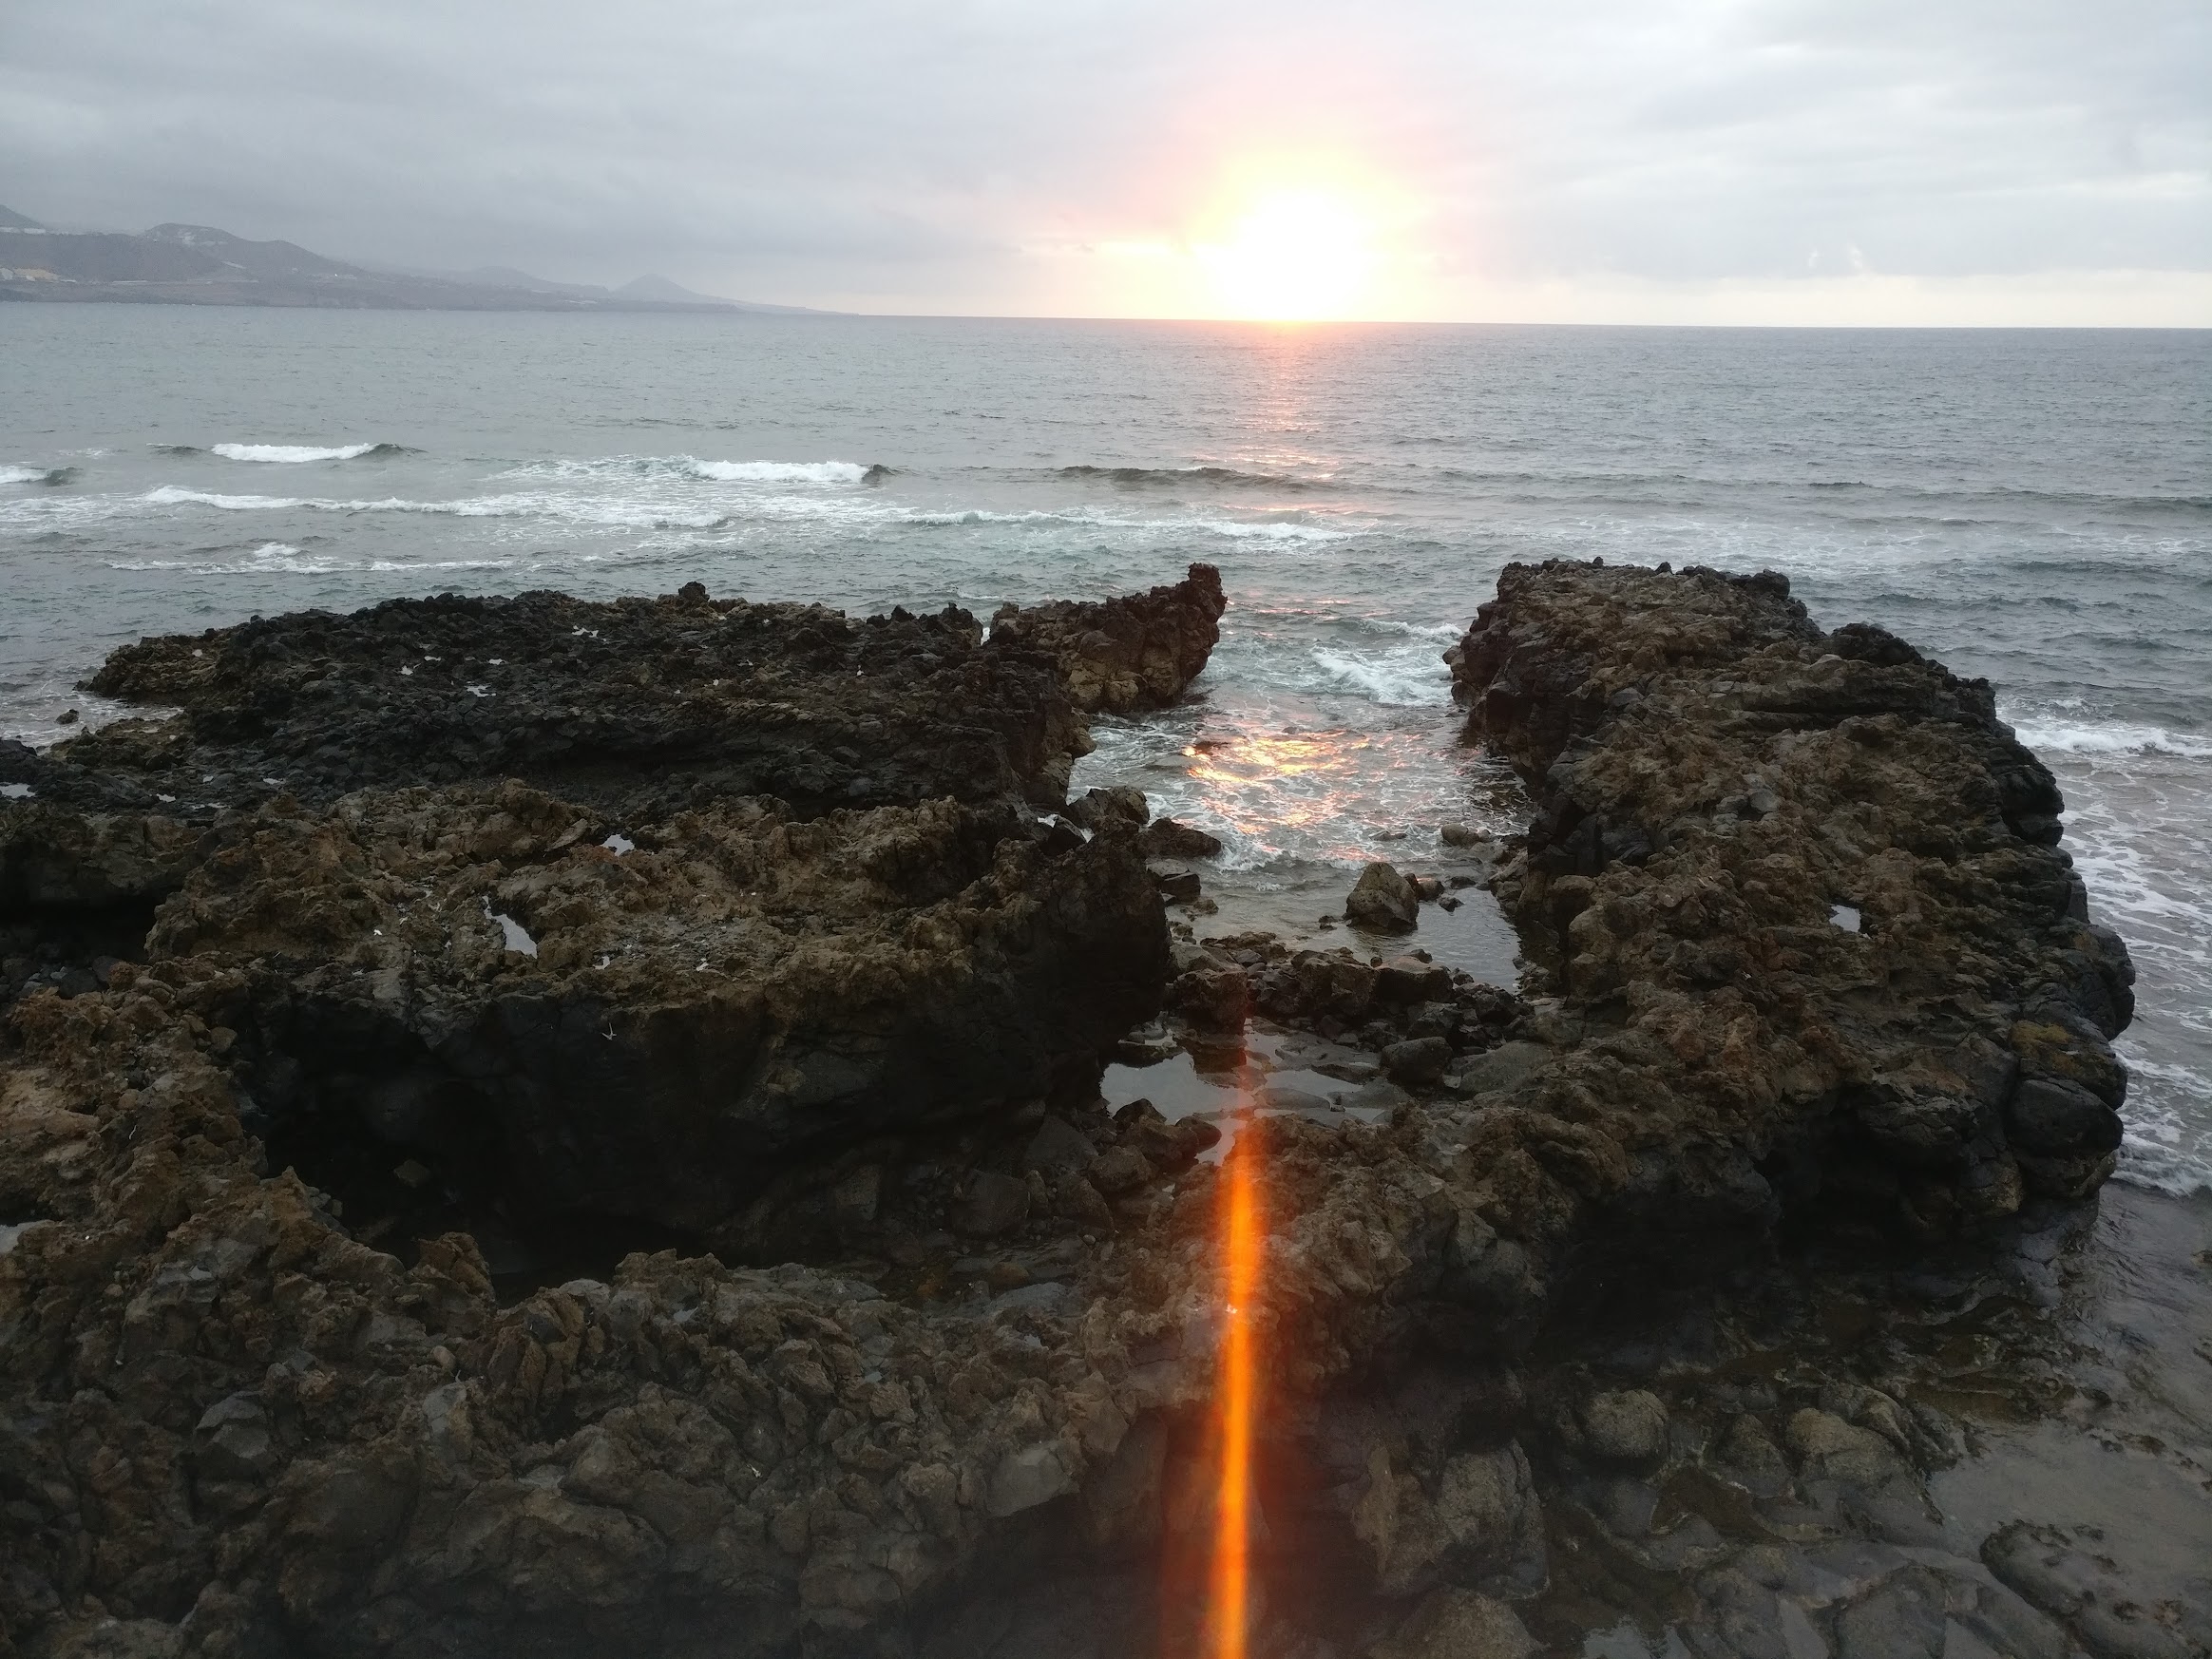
[1206,1128,1263,1659]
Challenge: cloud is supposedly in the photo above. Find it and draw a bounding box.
[0,0,2204,319]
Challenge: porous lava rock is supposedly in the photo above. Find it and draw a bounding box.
[986,563,1225,715]
[141,783,1168,1242]
[0,560,2155,1659]
[1446,559,2135,1225]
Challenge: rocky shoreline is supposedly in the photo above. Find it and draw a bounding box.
[2,560,2202,1659]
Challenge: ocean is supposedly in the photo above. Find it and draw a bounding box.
[2,305,2206,1194]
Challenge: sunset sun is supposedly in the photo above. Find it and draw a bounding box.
[1199,187,1381,321]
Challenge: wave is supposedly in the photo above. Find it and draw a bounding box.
[0,465,74,486]
[2011,717,2212,761]
[211,442,412,463]
[1056,464,1311,490]
[107,543,527,576]
[499,454,874,486]
[141,486,734,530]
[688,459,868,485]
[907,506,1351,542]
[1308,645,1450,707]
[106,543,345,575]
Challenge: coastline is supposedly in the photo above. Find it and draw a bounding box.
[0,561,2204,1657]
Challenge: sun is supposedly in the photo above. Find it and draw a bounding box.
[1198,188,1381,321]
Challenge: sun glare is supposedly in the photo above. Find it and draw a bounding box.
[1200,188,1380,321]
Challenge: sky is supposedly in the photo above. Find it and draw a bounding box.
[3,0,2208,324]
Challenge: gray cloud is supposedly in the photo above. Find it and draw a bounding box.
[1,0,2205,315]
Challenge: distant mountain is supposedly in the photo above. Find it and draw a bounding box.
[0,208,847,315]
[462,265,611,298]
[617,273,727,305]
[143,222,359,281]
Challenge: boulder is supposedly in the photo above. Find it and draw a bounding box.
[1382,1036,1453,1086]
[1579,1389,1669,1467]
[1345,862,1420,932]
[1139,816,1224,859]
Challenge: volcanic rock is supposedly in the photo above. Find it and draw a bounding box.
[1138,817,1223,860]
[986,563,1225,715]
[0,559,2157,1659]
[1344,862,1419,932]
[1447,559,2134,1223]
[65,585,1087,822]
[110,784,1158,1244]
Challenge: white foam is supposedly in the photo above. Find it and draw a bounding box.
[142,486,732,530]
[905,505,1351,542]
[0,783,32,800]
[2011,717,2212,761]
[499,454,868,486]
[2114,1055,2212,1196]
[687,459,867,485]
[1309,646,1448,707]
[211,443,378,463]
[106,543,345,575]
[145,486,306,510]
[1829,905,1861,932]
[0,465,45,485]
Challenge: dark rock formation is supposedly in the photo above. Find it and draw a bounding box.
[0,560,2161,1659]
[1446,559,2133,1225]
[1344,862,1420,932]
[143,785,1167,1243]
[987,563,1224,715]
[1137,818,1222,860]
[65,585,1079,822]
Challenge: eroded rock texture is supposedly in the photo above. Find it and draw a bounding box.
[0,560,2158,1659]
[1448,559,2134,1226]
[987,563,1225,715]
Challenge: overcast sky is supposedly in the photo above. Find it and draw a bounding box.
[4,0,2207,322]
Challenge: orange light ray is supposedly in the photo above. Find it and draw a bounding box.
[1206,1121,1264,1659]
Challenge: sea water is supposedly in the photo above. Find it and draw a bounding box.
[2,307,2205,1192]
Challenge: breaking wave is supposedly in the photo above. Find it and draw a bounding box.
[141,486,733,530]
[2011,716,2212,761]
[500,455,872,485]
[210,442,412,463]
[0,465,74,486]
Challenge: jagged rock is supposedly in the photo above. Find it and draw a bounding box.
[986,563,1225,715]
[1447,559,2134,1232]
[1139,816,1223,859]
[1065,785,1149,831]
[133,783,1166,1239]
[1147,859,1202,903]
[0,560,2154,1659]
[63,585,1090,821]
[1345,862,1419,932]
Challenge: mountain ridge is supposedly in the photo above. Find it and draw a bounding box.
[0,205,843,315]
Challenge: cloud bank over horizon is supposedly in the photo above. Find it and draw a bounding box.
[3,0,2207,323]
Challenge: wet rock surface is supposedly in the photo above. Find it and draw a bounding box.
[986,563,1225,716]
[3,559,2202,1659]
